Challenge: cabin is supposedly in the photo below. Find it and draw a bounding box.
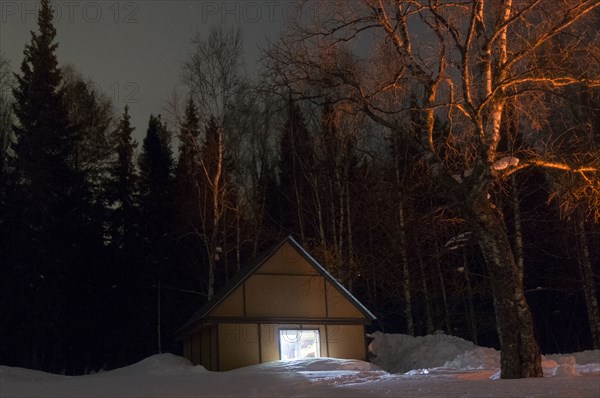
[177,236,376,371]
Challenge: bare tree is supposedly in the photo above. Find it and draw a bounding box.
[266,0,600,378]
[182,27,245,299]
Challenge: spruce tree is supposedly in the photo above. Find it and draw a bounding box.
[106,106,138,249]
[137,114,175,354]
[7,0,94,372]
[61,65,113,193]
[101,105,142,367]
[173,98,205,289]
[175,97,201,185]
[0,55,12,187]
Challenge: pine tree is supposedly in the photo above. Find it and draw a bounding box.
[175,97,201,185]
[12,0,75,186]
[0,53,13,227]
[137,114,175,354]
[61,65,113,194]
[173,98,206,289]
[0,54,12,188]
[7,0,96,372]
[106,105,138,249]
[99,105,144,367]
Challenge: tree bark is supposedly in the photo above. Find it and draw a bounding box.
[398,203,414,336]
[511,175,525,285]
[462,253,478,345]
[433,237,451,334]
[418,252,434,335]
[469,197,542,378]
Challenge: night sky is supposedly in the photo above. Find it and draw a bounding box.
[1,0,291,137]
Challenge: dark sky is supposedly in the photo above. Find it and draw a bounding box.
[1,0,294,138]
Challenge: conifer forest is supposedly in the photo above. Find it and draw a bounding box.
[0,0,599,378]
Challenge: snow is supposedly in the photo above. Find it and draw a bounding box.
[493,156,520,170]
[452,157,520,182]
[368,331,494,373]
[1,334,598,398]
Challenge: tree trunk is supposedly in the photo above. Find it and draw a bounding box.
[207,255,215,300]
[398,203,414,336]
[418,252,434,335]
[462,253,478,345]
[469,197,542,379]
[510,174,525,285]
[433,236,451,333]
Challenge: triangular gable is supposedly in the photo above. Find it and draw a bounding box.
[177,236,375,336]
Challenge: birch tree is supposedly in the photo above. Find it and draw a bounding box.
[182,27,244,298]
[266,0,600,378]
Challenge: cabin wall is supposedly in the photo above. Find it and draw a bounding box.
[326,324,367,360]
[245,275,326,318]
[218,323,260,371]
[191,322,368,371]
[184,326,218,370]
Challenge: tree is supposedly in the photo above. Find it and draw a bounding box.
[543,83,600,349]
[0,53,13,239]
[196,116,239,296]
[277,97,314,241]
[173,97,206,288]
[106,105,138,250]
[6,0,102,372]
[312,101,362,291]
[182,27,245,298]
[266,0,600,378]
[0,54,13,182]
[137,114,175,353]
[61,65,113,193]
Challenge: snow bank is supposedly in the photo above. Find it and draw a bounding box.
[443,346,500,370]
[92,353,207,378]
[546,350,600,376]
[368,331,499,373]
[547,350,600,365]
[368,331,600,378]
[1,344,598,398]
[117,353,201,373]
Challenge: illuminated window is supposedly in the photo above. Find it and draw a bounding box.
[279,329,320,360]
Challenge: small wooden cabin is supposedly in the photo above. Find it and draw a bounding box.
[177,236,376,371]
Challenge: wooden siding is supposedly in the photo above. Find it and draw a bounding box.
[245,274,325,318]
[256,241,319,275]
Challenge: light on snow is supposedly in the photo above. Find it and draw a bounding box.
[493,156,520,170]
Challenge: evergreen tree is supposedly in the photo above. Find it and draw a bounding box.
[0,53,13,236]
[175,97,201,185]
[0,54,12,187]
[61,65,113,193]
[173,98,205,288]
[100,105,144,367]
[5,0,96,372]
[137,114,175,354]
[106,105,138,249]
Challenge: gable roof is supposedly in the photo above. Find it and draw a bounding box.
[177,236,375,336]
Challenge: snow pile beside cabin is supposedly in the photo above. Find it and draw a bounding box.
[368,331,499,373]
[368,331,600,376]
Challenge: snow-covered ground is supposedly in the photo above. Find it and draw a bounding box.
[1,333,599,397]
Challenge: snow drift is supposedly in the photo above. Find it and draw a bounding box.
[1,333,598,398]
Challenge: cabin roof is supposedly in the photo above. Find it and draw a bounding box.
[177,236,375,336]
